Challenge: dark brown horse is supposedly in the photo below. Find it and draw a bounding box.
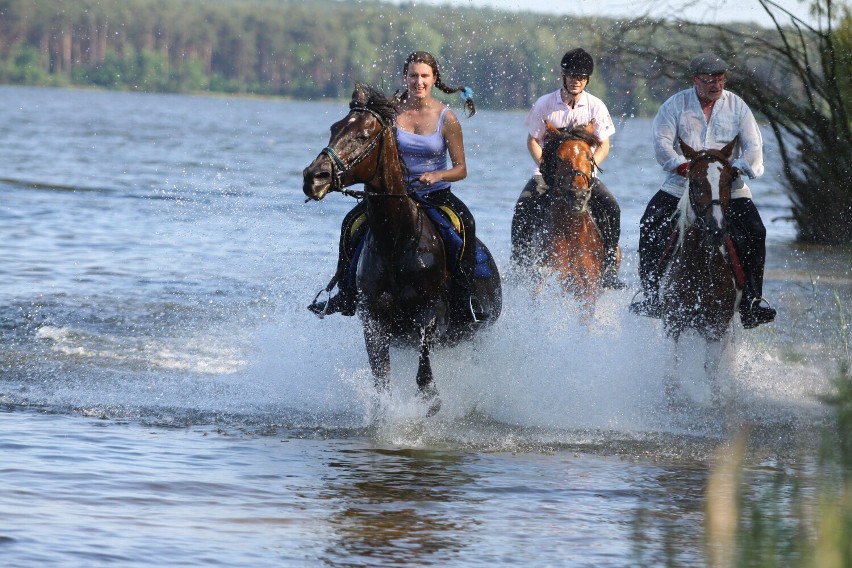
[302,84,501,414]
[511,122,617,319]
[659,138,742,400]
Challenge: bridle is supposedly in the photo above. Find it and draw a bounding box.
[320,106,389,193]
[686,152,732,245]
[687,152,729,220]
[541,135,600,200]
[544,151,597,213]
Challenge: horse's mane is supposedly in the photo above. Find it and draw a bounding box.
[540,125,601,187]
[673,188,693,250]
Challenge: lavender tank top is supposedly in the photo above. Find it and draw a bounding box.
[395,107,450,193]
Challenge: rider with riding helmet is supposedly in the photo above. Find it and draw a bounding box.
[511,47,625,289]
[630,52,776,329]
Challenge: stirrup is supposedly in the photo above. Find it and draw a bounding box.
[308,289,332,319]
[469,296,486,323]
[628,291,662,319]
[740,297,776,329]
[601,272,627,290]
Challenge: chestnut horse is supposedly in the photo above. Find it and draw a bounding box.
[302,84,502,415]
[659,138,742,400]
[511,122,617,318]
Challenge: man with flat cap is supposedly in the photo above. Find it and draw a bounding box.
[511,48,625,289]
[630,52,776,329]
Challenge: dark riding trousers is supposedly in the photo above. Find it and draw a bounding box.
[419,188,477,278]
[638,189,767,301]
[511,174,621,266]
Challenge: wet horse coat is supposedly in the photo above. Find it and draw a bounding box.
[658,138,742,399]
[511,122,614,317]
[659,138,741,341]
[302,84,501,413]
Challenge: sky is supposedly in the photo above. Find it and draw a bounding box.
[408,0,818,28]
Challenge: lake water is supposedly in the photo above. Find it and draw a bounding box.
[1,85,850,566]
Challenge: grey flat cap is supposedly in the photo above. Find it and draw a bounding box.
[689,52,729,75]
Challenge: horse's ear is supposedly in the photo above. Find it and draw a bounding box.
[351,83,367,106]
[679,139,698,160]
[543,121,560,143]
[584,122,595,134]
[720,137,738,159]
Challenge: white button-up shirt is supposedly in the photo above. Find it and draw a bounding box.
[525,89,616,176]
[652,87,763,199]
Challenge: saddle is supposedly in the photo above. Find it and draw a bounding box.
[341,203,494,291]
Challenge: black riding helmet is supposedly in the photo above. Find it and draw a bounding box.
[561,48,594,76]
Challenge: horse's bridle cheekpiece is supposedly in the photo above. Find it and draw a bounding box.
[321,106,388,192]
[688,152,729,216]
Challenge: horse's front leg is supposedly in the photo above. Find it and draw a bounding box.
[362,315,390,392]
[416,316,441,416]
[576,286,597,326]
[664,333,684,407]
[704,337,725,405]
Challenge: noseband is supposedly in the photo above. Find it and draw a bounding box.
[547,165,595,213]
[321,106,388,192]
[541,137,599,198]
[556,168,594,188]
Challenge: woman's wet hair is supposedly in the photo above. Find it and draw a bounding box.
[393,51,476,117]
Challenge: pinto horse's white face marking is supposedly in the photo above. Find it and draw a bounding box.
[707,163,725,230]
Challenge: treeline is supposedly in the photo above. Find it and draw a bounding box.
[0,0,774,116]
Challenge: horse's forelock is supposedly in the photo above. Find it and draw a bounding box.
[350,84,398,125]
[552,125,601,148]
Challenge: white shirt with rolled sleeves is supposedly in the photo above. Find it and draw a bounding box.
[652,87,764,200]
[524,89,616,176]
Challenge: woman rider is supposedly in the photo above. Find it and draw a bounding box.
[309,51,478,317]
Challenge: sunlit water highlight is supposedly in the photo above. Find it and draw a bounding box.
[0,86,848,566]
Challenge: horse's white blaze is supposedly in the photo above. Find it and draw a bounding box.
[708,166,724,229]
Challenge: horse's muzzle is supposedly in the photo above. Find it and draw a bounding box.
[302,155,333,201]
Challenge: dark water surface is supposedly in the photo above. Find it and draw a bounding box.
[1,86,849,566]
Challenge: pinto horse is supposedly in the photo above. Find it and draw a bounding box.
[511,122,616,318]
[302,84,502,414]
[659,138,743,400]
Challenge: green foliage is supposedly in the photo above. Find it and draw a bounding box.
[1,0,851,243]
[2,44,50,84]
[837,14,852,121]
[0,0,660,112]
